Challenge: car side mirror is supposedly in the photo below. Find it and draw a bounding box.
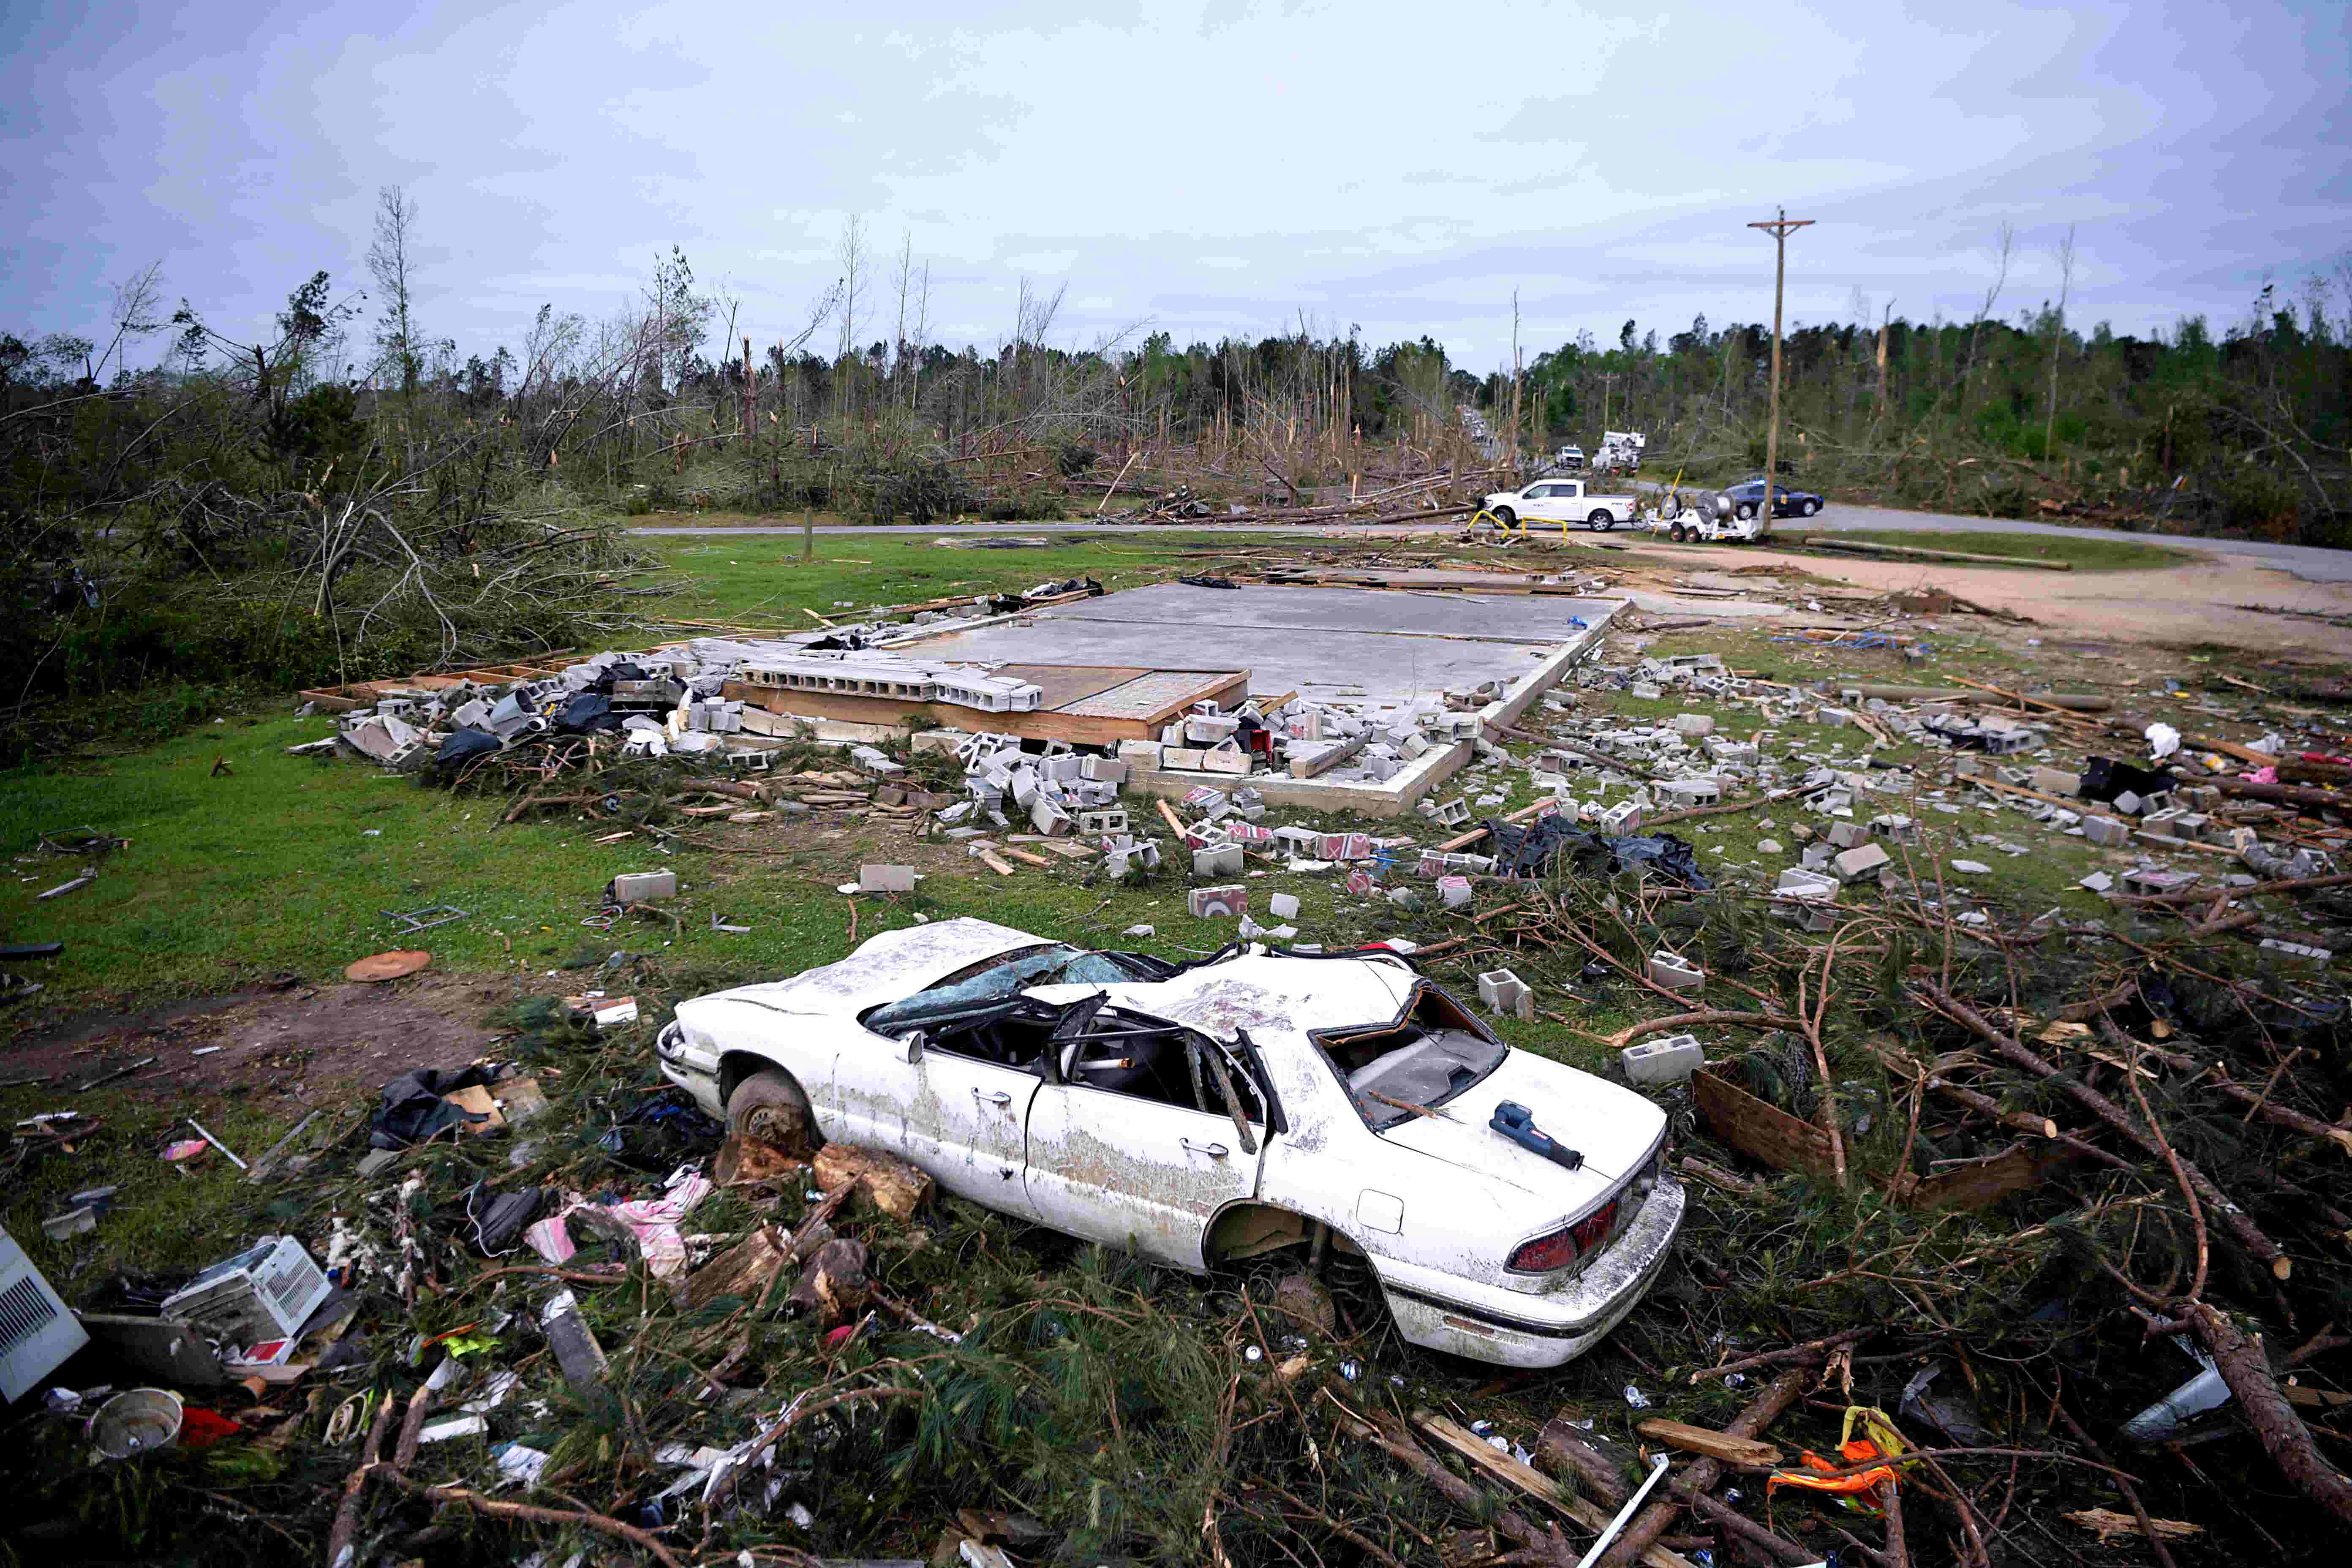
[903,1031,925,1064]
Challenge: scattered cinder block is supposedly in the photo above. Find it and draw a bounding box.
[2031,766,2080,797]
[1597,801,1643,835]
[1832,843,1892,883]
[1622,1033,1705,1085]
[607,870,677,904]
[1869,813,1918,846]
[1647,950,1704,991]
[2082,814,2132,847]
[1077,807,1129,836]
[1268,891,1300,920]
[2121,866,2200,896]
[858,865,916,893]
[1826,819,1868,849]
[1437,875,1474,907]
[1672,713,1715,737]
[1193,842,1244,877]
[1189,885,1248,919]
[1476,968,1534,1020]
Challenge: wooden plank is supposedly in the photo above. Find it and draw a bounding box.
[1691,1070,1837,1178]
[993,664,1150,709]
[1059,669,1251,723]
[1904,1141,2063,1211]
[1414,1413,1698,1568]
[1634,1418,1782,1469]
[722,664,1246,747]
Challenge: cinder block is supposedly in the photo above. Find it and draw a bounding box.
[2031,767,2079,797]
[1622,1033,1706,1085]
[1826,819,1868,848]
[1869,814,1918,845]
[1189,885,1247,919]
[1162,746,1206,771]
[1200,747,1252,776]
[1430,798,1471,826]
[1597,802,1643,835]
[1077,807,1129,836]
[2082,814,2131,847]
[858,864,917,893]
[1193,842,1244,877]
[1672,713,1715,737]
[1081,755,1128,785]
[1437,875,1474,907]
[1268,891,1300,919]
[1832,843,1892,883]
[1476,968,1533,1020]
[607,870,677,904]
[1647,950,1704,991]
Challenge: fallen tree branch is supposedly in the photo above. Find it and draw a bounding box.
[365,1468,686,1568]
[1598,1361,1819,1568]
[2179,1302,2352,1527]
[1915,984,2291,1282]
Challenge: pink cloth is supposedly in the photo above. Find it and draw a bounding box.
[526,1173,713,1279]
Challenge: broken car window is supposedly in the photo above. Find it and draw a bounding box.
[1318,987,1506,1130]
[860,944,1151,1035]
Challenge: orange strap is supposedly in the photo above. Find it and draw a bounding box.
[1768,1438,1897,1497]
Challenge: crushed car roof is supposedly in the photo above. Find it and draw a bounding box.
[700,917,1043,1017]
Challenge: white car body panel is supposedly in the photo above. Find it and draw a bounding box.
[657,921,1681,1368]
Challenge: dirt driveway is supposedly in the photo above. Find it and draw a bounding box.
[1627,539,2352,656]
[8,972,514,1111]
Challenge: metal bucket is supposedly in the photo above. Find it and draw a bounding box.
[89,1388,184,1459]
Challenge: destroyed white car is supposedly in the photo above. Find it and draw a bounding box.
[658,918,1683,1367]
[1479,477,1638,533]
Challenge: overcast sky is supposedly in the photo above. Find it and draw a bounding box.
[3,0,2346,375]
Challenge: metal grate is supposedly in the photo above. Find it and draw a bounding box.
[0,1274,59,1354]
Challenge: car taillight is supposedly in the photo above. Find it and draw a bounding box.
[1507,1227,1581,1273]
[1508,1198,1620,1274]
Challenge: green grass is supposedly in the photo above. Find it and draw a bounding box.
[1815,528,2197,572]
[642,529,1277,624]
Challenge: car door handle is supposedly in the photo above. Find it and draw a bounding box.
[972,1089,1013,1106]
[1181,1138,1230,1158]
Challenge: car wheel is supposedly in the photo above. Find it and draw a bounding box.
[1491,506,1516,528]
[727,1067,820,1155]
[1735,503,1756,520]
[1670,523,1688,542]
[1801,499,1821,516]
[1589,510,1614,530]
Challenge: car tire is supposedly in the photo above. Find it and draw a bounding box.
[1589,510,1614,530]
[1800,499,1821,516]
[1735,503,1756,520]
[726,1068,820,1154]
[1491,506,1516,528]
[1670,523,1688,542]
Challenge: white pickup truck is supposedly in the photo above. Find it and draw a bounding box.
[1479,477,1639,532]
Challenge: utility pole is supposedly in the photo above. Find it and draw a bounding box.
[1596,372,1619,431]
[1746,207,1813,539]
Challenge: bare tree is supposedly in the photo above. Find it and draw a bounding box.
[891,230,913,394]
[2044,223,2077,460]
[368,186,422,398]
[1963,221,2015,405]
[836,216,868,422]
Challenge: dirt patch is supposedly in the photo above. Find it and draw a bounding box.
[3,971,518,1108]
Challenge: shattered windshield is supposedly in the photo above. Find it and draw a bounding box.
[861,944,1148,1035]
[1345,1029,1507,1129]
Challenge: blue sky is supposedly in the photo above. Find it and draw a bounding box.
[3,0,2345,373]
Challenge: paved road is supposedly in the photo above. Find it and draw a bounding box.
[633,503,2352,583]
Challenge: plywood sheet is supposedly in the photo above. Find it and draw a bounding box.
[993,664,1149,710]
[1061,669,1247,722]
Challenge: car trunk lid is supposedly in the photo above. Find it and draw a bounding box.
[1377,1053,1662,1202]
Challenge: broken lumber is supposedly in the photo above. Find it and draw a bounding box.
[1634,1418,1783,1468]
[1595,1362,1818,1568]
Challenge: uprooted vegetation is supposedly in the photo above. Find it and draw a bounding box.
[11,804,2352,1566]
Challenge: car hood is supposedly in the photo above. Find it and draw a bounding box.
[1379,1051,1663,1203]
[691,917,1042,1020]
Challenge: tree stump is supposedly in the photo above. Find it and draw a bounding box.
[813,1144,934,1220]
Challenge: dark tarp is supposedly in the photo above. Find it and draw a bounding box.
[1481,814,1712,890]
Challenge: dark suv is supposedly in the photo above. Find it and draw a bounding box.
[1719,479,1824,520]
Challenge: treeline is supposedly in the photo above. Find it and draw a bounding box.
[3,196,2347,754]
